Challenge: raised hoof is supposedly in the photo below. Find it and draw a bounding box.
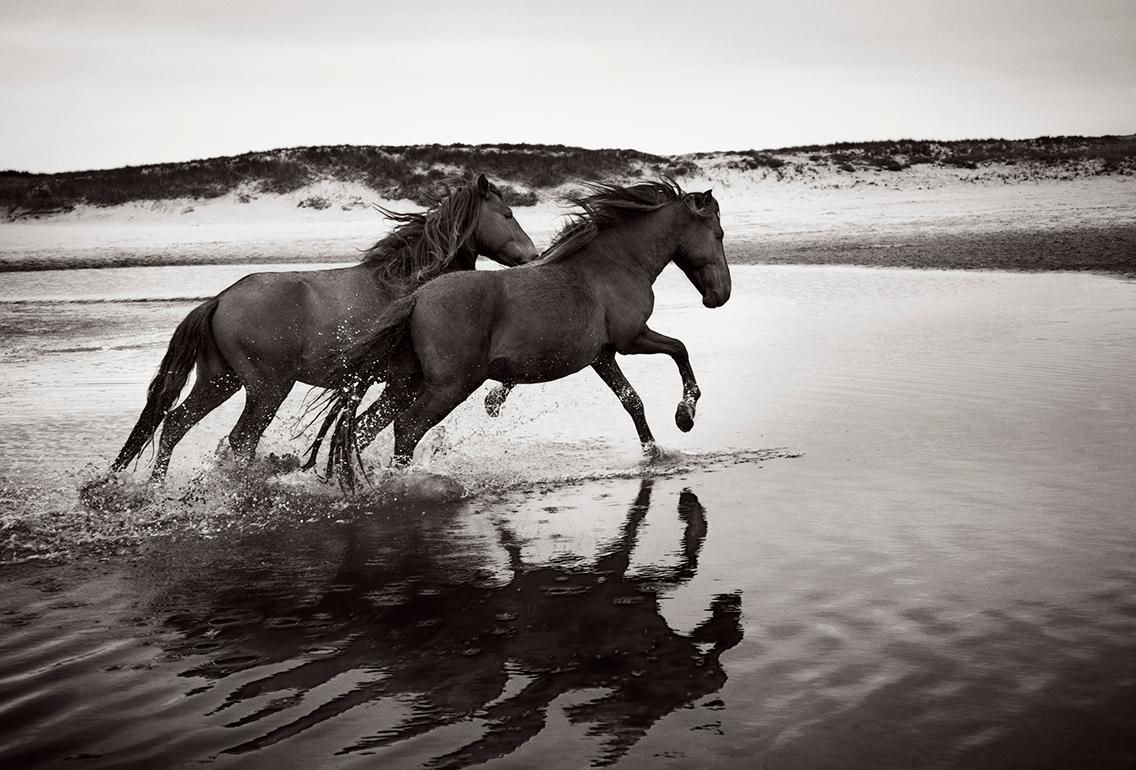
[675,401,696,433]
[484,387,507,417]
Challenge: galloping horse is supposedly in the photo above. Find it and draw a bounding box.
[112,174,539,479]
[321,179,730,483]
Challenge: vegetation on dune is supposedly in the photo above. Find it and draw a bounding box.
[774,135,1136,172]
[0,144,676,219]
[1,135,1132,220]
[685,149,786,170]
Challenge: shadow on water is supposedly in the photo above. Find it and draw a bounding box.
[144,479,741,768]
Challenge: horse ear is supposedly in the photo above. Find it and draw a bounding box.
[689,190,715,214]
[476,173,490,198]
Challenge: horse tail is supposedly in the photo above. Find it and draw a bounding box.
[341,293,419,386]
[111,297,220,471]
[304,293,419,485]
[326,381,369,489]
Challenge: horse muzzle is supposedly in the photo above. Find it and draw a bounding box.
[506,240,541,265]
[682,261,732,308]
[701,288,729,308]
[700,275,732,308]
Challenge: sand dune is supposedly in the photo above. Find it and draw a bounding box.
[2,159,1133,273]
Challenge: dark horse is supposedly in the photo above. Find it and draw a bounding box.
[323,179,730,482]
[112,174,539,479]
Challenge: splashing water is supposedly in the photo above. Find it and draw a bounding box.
[1,434,790,565]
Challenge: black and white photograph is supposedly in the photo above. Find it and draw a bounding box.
[1,1,1134,767]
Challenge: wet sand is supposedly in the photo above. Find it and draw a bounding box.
[2,265,1135,767]
[4,224,1134,274]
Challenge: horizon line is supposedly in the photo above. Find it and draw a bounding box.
[3,131,1134,176]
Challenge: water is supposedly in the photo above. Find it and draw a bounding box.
[1,265,1135,767]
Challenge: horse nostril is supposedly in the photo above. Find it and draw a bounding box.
[702,286,729,308]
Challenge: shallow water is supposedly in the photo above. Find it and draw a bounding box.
[1,265,1135,767]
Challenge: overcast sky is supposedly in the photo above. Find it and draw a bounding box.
[2,0,1133,172]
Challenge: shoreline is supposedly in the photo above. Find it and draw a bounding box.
[3,170,1132,274]
[2,223,1133,275]
[733,223,1136,273]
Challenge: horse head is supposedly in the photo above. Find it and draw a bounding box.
[674,190,731,308]
[471,173,540,266]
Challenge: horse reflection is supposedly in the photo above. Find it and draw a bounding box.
[159,482,741,768]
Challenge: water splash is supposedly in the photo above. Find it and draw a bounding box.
[1,436,794,566]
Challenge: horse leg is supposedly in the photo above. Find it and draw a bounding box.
[591,352,656,451]
[150,371,240,480]
[229,380,292,461]
[353,374,422,451]
[391,381,478,466]
[623,327,701,432]
[484,382,513,417]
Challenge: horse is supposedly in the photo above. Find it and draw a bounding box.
[321,179,730,484]
[111,174,539,480]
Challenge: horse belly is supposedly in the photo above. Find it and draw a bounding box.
[482,274,604,384]
[487,331,602,384]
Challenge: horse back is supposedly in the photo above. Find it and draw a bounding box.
[212,266,391,387]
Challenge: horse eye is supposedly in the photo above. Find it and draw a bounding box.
[503,210,514,220]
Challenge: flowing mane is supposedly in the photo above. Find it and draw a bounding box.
[361,178,500,291]
[540,178,690,263]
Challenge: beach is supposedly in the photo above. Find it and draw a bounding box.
[2,164,1133,273]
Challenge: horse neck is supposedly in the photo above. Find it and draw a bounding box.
[359,238,477,288]
[445,242,478,273]
[581,206,680,284]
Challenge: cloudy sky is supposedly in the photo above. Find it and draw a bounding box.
[2,0,1133,172]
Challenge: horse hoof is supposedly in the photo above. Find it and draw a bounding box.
[484,388,506,417]
[675,402,695,433]
[266,453,303,475]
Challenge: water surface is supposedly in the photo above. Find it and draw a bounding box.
[1,265,1134,767]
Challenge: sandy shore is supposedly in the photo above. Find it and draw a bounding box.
[2,169,1132,273]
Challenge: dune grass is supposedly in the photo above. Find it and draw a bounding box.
[3,136,1132,220]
